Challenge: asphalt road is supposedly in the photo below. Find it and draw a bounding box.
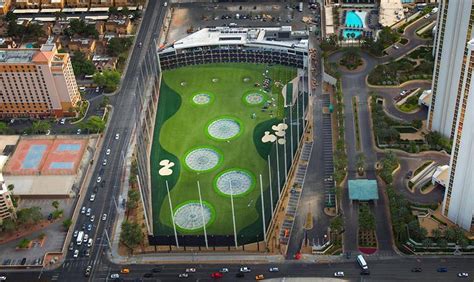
[5,257,474,281]
[36,0,169,281]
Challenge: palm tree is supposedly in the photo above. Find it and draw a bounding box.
[356,153,366,175]
[52,200,60,210]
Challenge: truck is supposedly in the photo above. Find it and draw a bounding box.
[76,231,84,245]
[298,2,303,12]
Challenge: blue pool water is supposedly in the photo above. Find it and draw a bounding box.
[401,0,414,3]
[25,43,34,48]
[343,29,362,39]
[345,11,364,28]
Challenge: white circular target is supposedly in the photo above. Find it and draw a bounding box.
[192,93,211,105]
[245,93,265,105]
[215,169,254,196]
[174,202,213,231]
[184,147,221,172]
[207,118,241,140]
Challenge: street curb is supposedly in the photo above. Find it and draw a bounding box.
[366,75,432,89]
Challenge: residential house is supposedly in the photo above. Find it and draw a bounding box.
[68,38,96,58]
[65,0,88,8]
[40,0,64,9]
[105,18,133,35]
[90,0,113,7]
[92,55,118,72]
[14,0,40,9]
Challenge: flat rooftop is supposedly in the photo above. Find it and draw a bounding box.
[0,50,37,63]
[4,137,88,176]
[3,175,76,197]
[166,26,309,52]
[348,179,379,201]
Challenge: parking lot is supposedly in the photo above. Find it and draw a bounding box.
[2,87,106,136]
[166,2,321,43]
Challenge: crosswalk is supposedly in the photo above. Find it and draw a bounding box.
[279,141,313,245]
[321,94,336,207]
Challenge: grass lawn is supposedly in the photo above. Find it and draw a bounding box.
[150,63,296,242]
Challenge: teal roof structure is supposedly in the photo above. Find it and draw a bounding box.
[348,179,379,201]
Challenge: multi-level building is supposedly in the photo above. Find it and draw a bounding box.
[0,44,81,118]
[428,1,474,232]
[14,0,40,9]
[40,0,65,9]
[442,39,474,232]
[0,155,15,224]
[427,1,474,138]
[0,0,11,15]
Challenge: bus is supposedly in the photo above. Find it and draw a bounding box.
[357,255,368,270]
[77,231,84,245]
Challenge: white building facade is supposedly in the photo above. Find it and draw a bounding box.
[442,39,474,232]
[427,0,474,139]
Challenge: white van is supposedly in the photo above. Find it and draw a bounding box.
[357,255,368,270]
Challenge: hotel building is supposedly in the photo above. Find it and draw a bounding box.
[428,1,474,232]
[0,44,81,118]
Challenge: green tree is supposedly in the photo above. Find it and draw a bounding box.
[432,228,442,241]
[62,218,73,230]
[51,200,60,210]
[107,37,133,57]
[71,52,96,77]
[100,96,110,108]
[120,221,144,250]
[127,189,140,210]
[80,116,106,133]
[16,207,43,226]
[93,70,121,92]
[1,218,16,233]
[356,153,366,175]
[5,11,17,22]
[437,238,448,249]
[445,226,457,242]
[108,6,119,15]
[0,122,9,134]
[422,238,433,248]
[120,7,131,16]
[458,238,469,249]
[52,209,63,219]
[30,120,51,134]
[358,204,376,231]
[329,215,344,233]
[17,238,31,249]
[65,19,98,38]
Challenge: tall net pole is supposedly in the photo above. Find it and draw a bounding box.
[197,181,208,249]
[165,180,179,248]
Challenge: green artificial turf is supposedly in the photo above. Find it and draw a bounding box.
[150,63,296,241]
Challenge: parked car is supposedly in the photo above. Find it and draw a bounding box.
[457,272,469,278]
[437,267,448,273]
[73,230,79,237]
[110,273,120,279]
[90,215,95,222]
[120,268,130,274]
[73,250,79,258]
[220,268,229,273]
[152,267,161,273]
[90,194,96,202]
[411,267,422,272]
[102,214,107,221]
[69,242,74,251]
[269,267,279,272]
[97,176,102,183]
[179,273,189,278]
[115,133,120,140]
[86,208,91,216]
[87,224,92,231]
[186,268,196,273]
[256,274,265,280]
[106,148,111,155]
[81,207,86,214]
[88,238,93,247]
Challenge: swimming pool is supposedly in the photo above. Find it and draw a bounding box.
[345,11,366,29]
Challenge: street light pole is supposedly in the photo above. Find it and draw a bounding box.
[196,181,208,249]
